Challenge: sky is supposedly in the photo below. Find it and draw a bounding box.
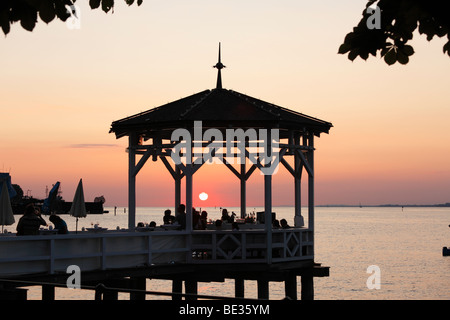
[1,0,450,208]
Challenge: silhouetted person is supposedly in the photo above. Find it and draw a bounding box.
[176,204,186,230]
[221,208,232,223]
[163,209,175,224]
[49,215,68,234]
[273,219,280,229]
[199,210,208,230]
[193,208,200,229]
[280,219,290,229]
[16,204,47,236]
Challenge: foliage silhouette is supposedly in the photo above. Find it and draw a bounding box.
[339,0,450,65]
[0,0,143,36]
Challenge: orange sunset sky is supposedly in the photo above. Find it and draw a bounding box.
[1,1,450,208]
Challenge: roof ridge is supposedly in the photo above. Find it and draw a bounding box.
[179,89,214,119]
[228,89,281,119]
[111,90,211,125]
[229,89,332,126]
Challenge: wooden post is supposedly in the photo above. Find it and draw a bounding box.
[130,277,146,300]
[175,166,181,212]
[128,134,137,230]
[172,279,182,300]
[301,273,314,300]
[185,280,198,300]
[264,174,272,264]
[103,289,118,300]
[42,284,55,301]
[240,162,246,219]
[257,279,269,300]
[235,278,245,298]
[264,129,273,264]
[307,133,314,256]
[284,273,298,300]
[294,133,303,226]
[185,140,193,233]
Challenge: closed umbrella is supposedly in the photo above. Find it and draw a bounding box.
[69,179,87,233]
[0,180,15,233]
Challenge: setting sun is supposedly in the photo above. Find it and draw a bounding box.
[199,192,208,201]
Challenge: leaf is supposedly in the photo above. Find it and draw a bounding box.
[348,49,359,61]
[359,49,369,60]
[102,0,114,13]
[39,0,56,24]
[125,0,135,5]
[137,0,143,5]
[396,50,409,65]
[402,45,414,56]
[89,0,101,9]
[54,1,71,21]
[338,43,351,54]
[0,10,10,35]
[443,41,450,56]
[20,7,38,32]
[383,49,397,65]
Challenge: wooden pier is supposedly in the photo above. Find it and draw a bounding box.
[1,48,332,300]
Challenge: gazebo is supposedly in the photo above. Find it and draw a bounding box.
[110,45,332,243]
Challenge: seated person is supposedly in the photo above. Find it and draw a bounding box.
[163,209,176,224]
[215,219,223,230]
[280,219,290,229]
[273,219,281,229]
[49,215,69,234]
[16,204,47,236]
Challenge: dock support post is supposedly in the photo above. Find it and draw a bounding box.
[284,273,298,300]
[257,279,269,300]
[130,277,146,300]
[235,278,245,298]
[42,284,55,301]
[103,289,118,300]
[301,273,314,300]
[185,280,198,300]
[172,279,182,300]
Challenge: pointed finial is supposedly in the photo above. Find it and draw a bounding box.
[213,42,225,89]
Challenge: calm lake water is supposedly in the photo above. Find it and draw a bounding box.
[7,206,450,300]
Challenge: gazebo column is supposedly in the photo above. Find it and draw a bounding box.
[240,162,246,219]
[294,133,303,227]
[307,133,314,234]
[128,133,137,230]
[175,166,181,211]
[264,130,273,264]
[264,173,272,263]
[185,167,193,232]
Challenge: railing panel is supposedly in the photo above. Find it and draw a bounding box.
[0,228,314,277]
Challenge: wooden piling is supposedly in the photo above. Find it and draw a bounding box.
[235,278,245,298]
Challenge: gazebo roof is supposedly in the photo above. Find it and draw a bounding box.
[110,45,332,140]
[110,88,332,139]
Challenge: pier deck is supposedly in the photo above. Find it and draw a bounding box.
[0,227,328,300]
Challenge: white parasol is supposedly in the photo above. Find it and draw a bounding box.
[0,180,15,233]
[69,178,87,233]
